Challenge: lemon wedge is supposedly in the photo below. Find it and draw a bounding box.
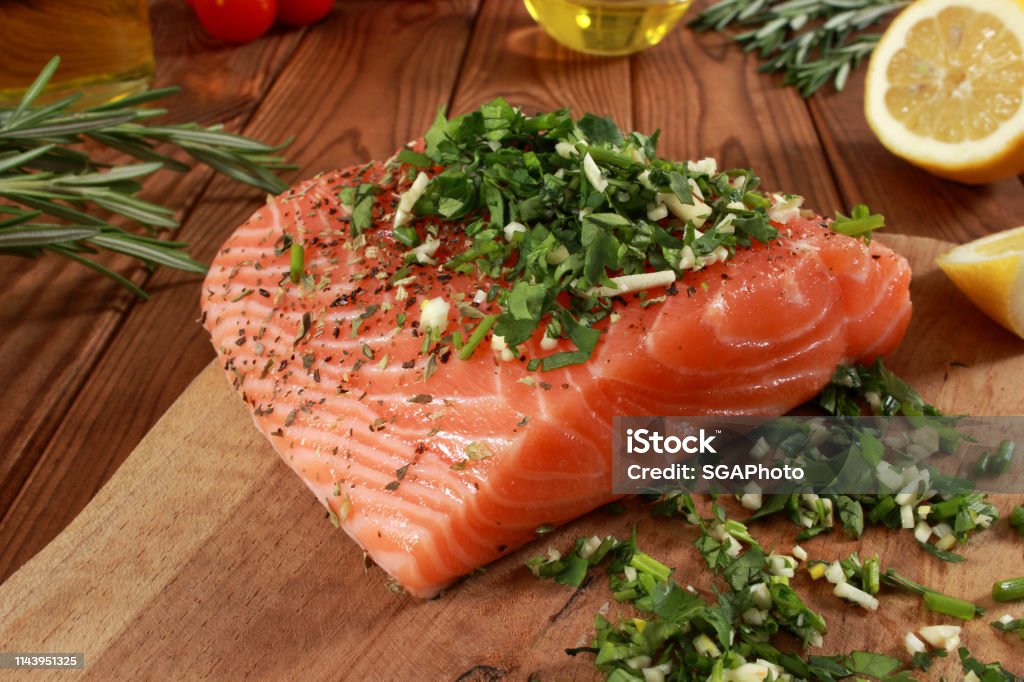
[936,226,1024,338]
[865,0,1024,184]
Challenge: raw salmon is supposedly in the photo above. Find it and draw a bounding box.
[201,160,911,598]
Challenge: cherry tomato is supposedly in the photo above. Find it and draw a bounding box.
[276,0,333,26]
[193,0,277,43]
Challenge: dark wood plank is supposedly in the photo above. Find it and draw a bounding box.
[0,0,483,583]
[0,0,305,525]
[631,17,844,214]
[808,66,1024,241]
[451,0,633,126]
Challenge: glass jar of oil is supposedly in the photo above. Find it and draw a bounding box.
[523,0,693,56]
[0,0,154,108]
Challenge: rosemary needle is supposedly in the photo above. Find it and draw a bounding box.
[689,0,910,97]
[0,56,294,299]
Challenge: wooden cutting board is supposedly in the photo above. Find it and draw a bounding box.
[1,235,1022,680]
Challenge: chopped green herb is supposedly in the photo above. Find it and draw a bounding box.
[911,648,947,672]
[832,204,885,242]
[879,567,984,620]
[1011,505,1024,535]
[958,647,1018,682]
[422,351,438,382]
[325,497,339,528]
[992,617,1024,641]
[917,540,965,563]
[458,314,497,360]
[396,148,431,168]
[399,100,791,371]
[465,441,493,461]
[992,440,1016,476]
[295,311,312,344]
[993,577,1024,603]
[290,240,304,284]
[529,522,926,682]
[349,183,377,235]
[350,304,380,336]
[337,492,351,522]
[728,358,995,558]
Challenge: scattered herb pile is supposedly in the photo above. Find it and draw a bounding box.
[529,503,1021,680]
[806,551,984,621]
[689,0,910,96]
[530,505,1019,681]
[387,99,881,369]
[721,360,1000,563]
[0,57,291,298]
[526,360,1023,679]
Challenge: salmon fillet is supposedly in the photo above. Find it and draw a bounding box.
[201,159,911,598]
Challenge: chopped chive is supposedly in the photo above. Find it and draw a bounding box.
[458,314,497,360]
[923,592,978,621]
[991,440,1015,476]
[883,568,984,619]
[290,240,304,284]
[993,577,1024,603]
[629,551,671,582]
[861,557,880,596]
[1011,506,1024,535]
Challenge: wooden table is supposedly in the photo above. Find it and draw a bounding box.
[0,0,1022,675]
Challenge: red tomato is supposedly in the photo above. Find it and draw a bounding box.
[276,0,333,26]
[193,0,277,43]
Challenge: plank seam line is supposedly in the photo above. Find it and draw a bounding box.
[0,31,310,550]
[444,0,487,115]
[803,97,854,209]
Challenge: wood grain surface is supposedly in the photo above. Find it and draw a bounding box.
[0,0,307,560]
[1,235,1021,680]
[1,0,1024,676]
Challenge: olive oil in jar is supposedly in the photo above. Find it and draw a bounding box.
[523,0,693,56]
[0,0,154,107]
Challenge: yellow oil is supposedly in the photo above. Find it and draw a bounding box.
[524,0,693,56]
[0,0,154,108]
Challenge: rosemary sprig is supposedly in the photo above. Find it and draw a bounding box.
[689,0,910,97]
[0,56,293,298]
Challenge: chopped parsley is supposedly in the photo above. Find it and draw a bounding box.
[394,99,792,369]
[992,616,1024,641]
[529,519,924,682]
[730,359,999,558]
[959,647,1020,682]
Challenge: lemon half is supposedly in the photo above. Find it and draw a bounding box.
[865,0,1024,184]
[937,226,1024,339]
